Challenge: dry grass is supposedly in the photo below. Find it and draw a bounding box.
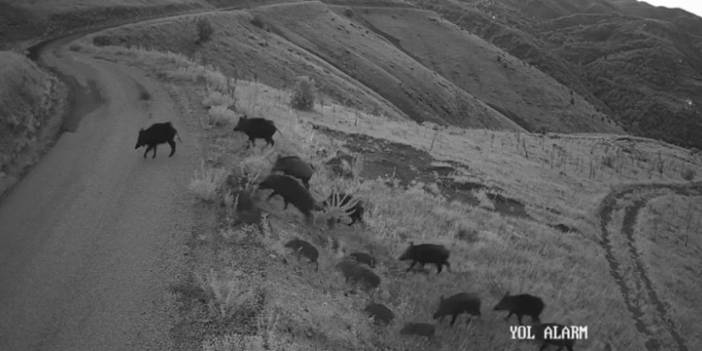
[84,34,702,351]
[189,161,226,202]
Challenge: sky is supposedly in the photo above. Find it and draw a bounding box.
[640,0,702,17]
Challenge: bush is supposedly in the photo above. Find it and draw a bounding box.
[208,105,238,126]
[196,18,214,44]
[92,35,112,47]
[250,15,266,30]
[681,167,696,181]
[290,76,315,111]
[189,162,227,202]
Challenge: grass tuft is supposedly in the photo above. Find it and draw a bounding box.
[188,161,226,202]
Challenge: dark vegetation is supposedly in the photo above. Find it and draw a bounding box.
[195,17,214,45]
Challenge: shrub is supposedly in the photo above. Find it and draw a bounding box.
[196,18,214,44]
[602,154,615,168]
[208,105,238,126]
[202,90,235,108]
[681,167,696,181]
[92,35,112,47]
[290,76,315,111]
[189,162,227,202]
[250,15,266,30]
[195,269,256,319]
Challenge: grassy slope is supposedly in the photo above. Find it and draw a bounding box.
[254,2,521,129]
[411,0,702,149]
[78,36,702,350]
[637,193,702,349]
[0,51,65,197]
[344,6,621,133]
[90,9,407,122]
[95,2,521,130]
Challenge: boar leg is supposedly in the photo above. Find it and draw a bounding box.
[152,145,157,158]
[406,261,417,272]
[168,140,176,157]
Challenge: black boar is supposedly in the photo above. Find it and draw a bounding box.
[349,252,375,268]
[399,323,435,339]
[272,155,314,188]
[433,293,481,326]
[258,174,318,223]
[398,242,450,273]
[363,303,394,325]
[335,259,380,292]
[284,238,319,271]
[322,192,364,226]
[493,292,544,324]
[534,323,576,351]
[232,115,277,147]
[134,122,181,158]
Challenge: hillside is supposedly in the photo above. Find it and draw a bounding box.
[0,51,65,197]
[72,5,702,349]
[77,37,702,351]
[412,0,702,149]
[86,1,625,133]
[340,5,619,133]
[2,1,701,350]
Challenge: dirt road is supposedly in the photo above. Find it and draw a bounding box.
[598,182,702,351]
[0,34,198,350]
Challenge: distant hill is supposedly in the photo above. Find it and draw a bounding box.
[412,0,702,149]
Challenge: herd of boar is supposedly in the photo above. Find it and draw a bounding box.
[136,116,576,350]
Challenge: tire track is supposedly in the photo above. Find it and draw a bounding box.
[598,182,702,351]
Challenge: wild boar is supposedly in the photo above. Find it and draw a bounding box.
[399,323,435,339]
[272,155,314,188]
[335,259,380,292]
[349,252,375,268]
[134,122,181,158]
[433,293,481,326]
[363,303,394,325]
[493,292,544,324]
[233,115,277,147]
[258,174,318,223]
[284,238,319,271]
[398,242,450,273]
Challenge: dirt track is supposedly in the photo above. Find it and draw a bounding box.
[0,33,199,350]
[598,182,702,351]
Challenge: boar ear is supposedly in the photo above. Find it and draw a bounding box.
[241,114,248,119]
[505,291,510,297]
[409,241,414,247]
[439,295,444,302]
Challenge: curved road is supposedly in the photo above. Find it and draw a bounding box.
[0,32,198,350]
[598,182,702,351]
